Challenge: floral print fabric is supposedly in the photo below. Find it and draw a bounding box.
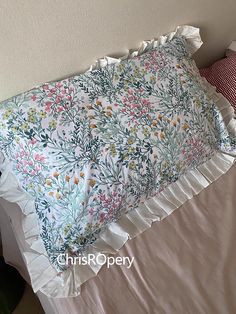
[0,36,235,271]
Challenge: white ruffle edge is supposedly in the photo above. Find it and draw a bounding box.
[0,25,235,298]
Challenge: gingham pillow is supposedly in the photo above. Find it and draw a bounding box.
[200,54,236,112]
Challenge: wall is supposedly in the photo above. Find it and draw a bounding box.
[0,0,236,102]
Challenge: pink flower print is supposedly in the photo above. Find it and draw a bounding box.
[56,83,63,88]
[99,194,106,201]
[31,95,37,101]
[45,101,52,112]
[34,154,45,162]
[88,208,94,215]
[67,95,72,101]
[29,138,37,145]
[99,212,106,223]
[43,84,49,90]
[35,165,41,172]
[58,106,64,112]
[55,96,61,104]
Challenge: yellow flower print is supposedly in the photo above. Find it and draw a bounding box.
[105,111,112,117]
[96,100,102,106]
[160,132,165,140]
[142,128,150,137]
[150,75,156,82]
[11,126,18,133]
[74,177,79,185]
[85,223,93,232]
[163,160,168,167]
[64,224,72,234]
[183,123,189,131]
[133,68,140,76]
[49,191,54,197]
[86,105,93,110]
[127,137,134,145]
[124,153,129,160]
[28,183,34,189]
[118,64,125,71]
[39,110,46,119]
[152,120,158,127]
[46,179,52,186]
[55,192,61,199]
[128,161,136,170]
[195,99,201,107]
[53,172,59,178]
[128,147,135,154]
[110,144,117,157]
[3,112,11,120]
[106,106,112,110]
[90,124,97,129]
[29,108,36,115]
[177,117,181,123]
[130,127,137,134]
[172,121,177,127]
[65,175,70,182]
[157,114,163,120]
[80,172,84,178]
[22,123,29,131]
[3,108,13,119]
[6,108,13,114]
[28,115,36,123]
[49,120,57,129]
[88,179,96,187]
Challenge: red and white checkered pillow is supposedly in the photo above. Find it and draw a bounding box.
[200,54,236,112]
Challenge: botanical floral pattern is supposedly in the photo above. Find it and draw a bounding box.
[0,36,235,270]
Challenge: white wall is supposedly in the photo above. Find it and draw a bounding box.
[0,0,236,102]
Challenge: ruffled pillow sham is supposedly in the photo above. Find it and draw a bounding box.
[0,25,235,297]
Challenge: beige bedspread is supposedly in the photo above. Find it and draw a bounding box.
[1,164,236,314]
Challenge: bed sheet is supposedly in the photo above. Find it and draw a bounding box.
[0,163,236,314]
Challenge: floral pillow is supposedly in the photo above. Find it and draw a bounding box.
[0,26,235,297]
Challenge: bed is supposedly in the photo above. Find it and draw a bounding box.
[0,1,236,313]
